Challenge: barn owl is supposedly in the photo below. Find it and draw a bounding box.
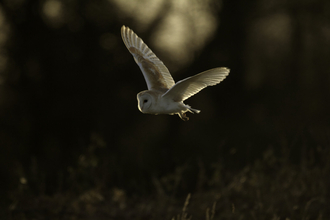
[121,25,230,121]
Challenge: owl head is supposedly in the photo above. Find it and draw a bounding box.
[137,91,154,113]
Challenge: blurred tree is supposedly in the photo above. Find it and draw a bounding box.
[0,0,329,211]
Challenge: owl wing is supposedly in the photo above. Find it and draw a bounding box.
[162,67,230,102]
[121,26,175,91]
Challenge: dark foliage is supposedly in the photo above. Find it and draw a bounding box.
[0,0,329,219]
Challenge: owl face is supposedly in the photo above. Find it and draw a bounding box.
[137,91,154,113]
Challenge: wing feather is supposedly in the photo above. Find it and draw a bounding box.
[162,67,230,102]
[121,26,175,90]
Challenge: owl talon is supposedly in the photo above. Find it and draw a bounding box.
[179,112,189,121]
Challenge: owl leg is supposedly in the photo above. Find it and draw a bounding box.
[178,111,189,121]
[186,105,201,114]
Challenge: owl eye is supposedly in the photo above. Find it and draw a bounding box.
[143,99,148,103]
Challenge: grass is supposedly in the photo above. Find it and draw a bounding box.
[6,137,330,220]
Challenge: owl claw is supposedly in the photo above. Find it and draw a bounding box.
[179,112,189,121]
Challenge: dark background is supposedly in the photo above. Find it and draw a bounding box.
[1,0,329,219]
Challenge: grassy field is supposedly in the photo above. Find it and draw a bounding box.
[7,140,329,220]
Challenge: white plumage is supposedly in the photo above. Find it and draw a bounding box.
[121,25,230,121]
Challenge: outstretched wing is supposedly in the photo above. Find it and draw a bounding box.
[121,26,175,90]
[162,67,230,102]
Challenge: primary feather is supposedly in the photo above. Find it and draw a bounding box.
[121,26,175,90]
[162,67,229,102]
